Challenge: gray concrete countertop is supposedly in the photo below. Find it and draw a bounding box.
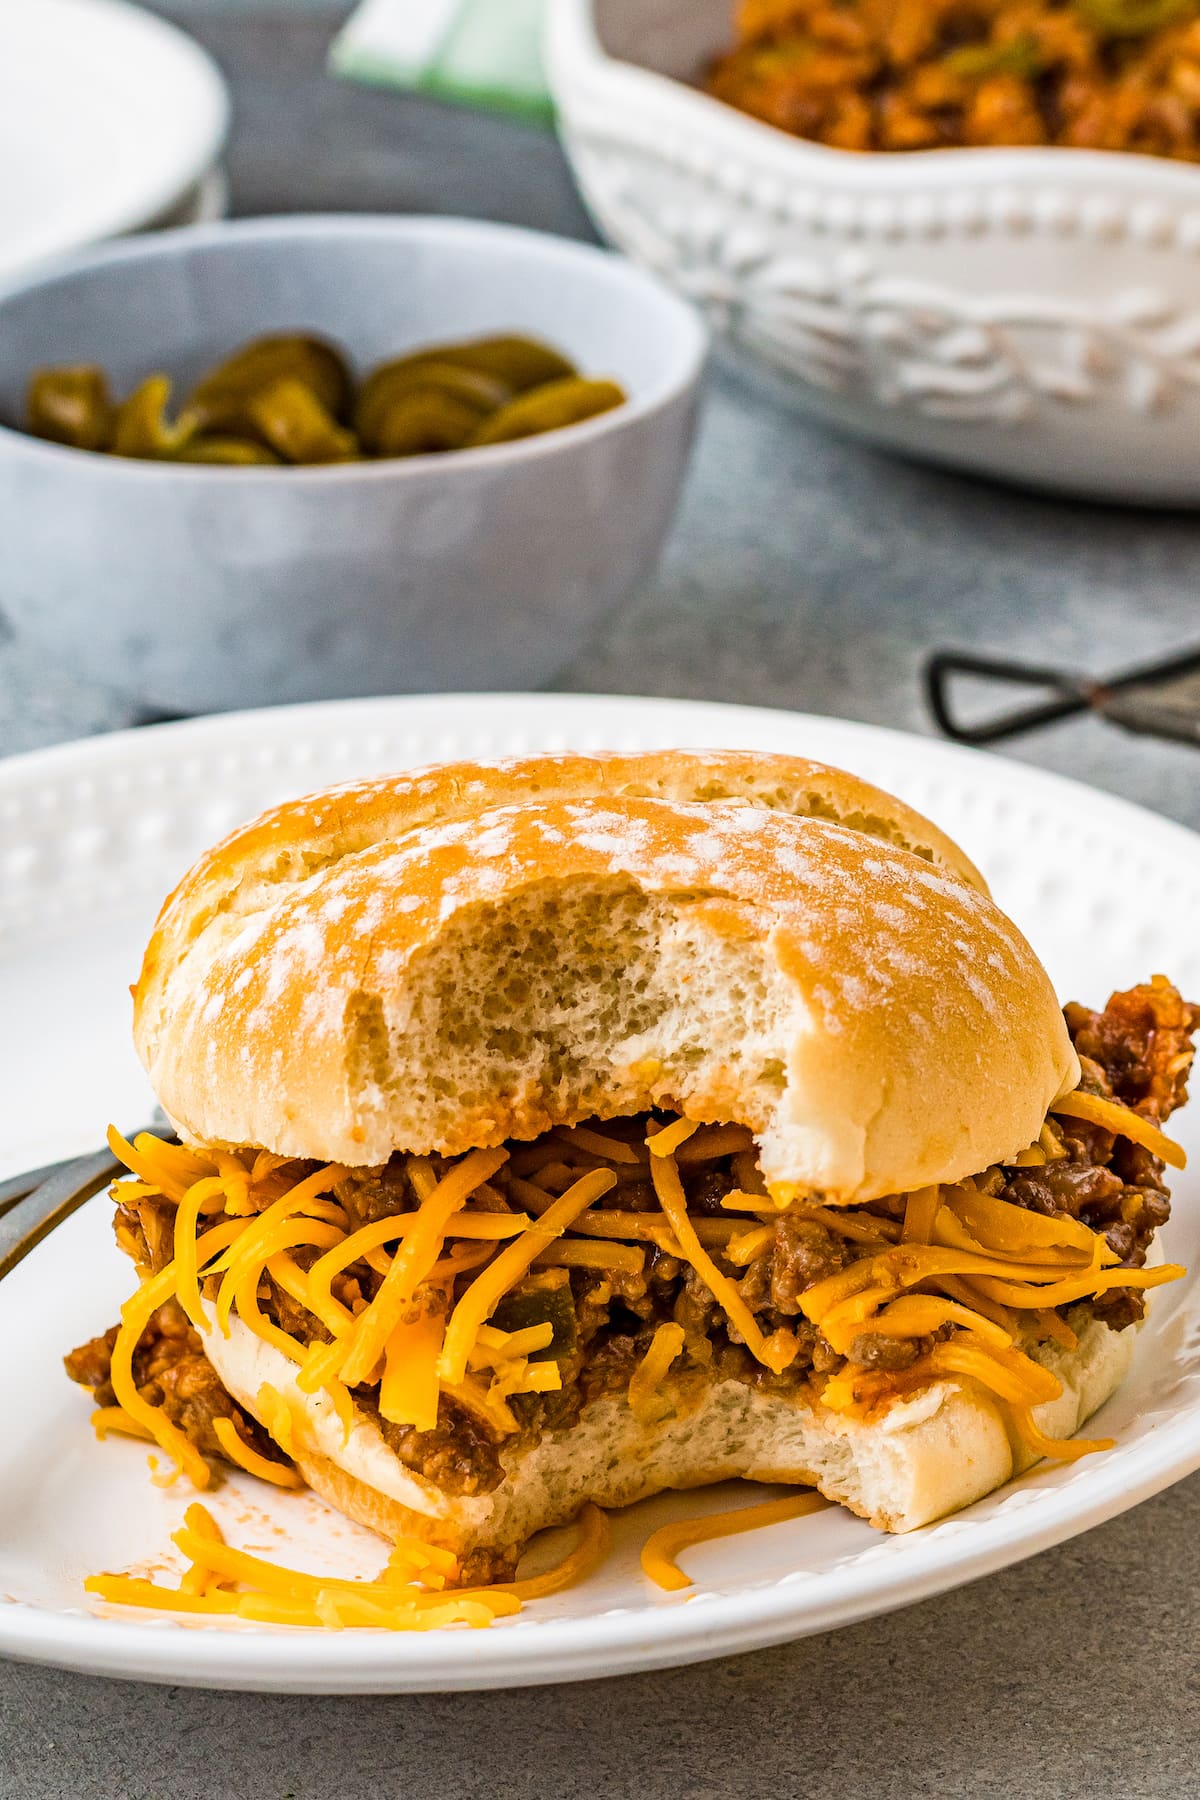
[4,8,1200,1795]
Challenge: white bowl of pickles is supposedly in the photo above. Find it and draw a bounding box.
[0,215,705,713]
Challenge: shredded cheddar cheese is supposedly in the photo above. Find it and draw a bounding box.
[674,1123,756,1163]
[107,1219,248,1489]
[464,1503,610,1603]
[834,1293,1012,1353]
[341,1147,510,1388]
[90,1406,154,1443]
[533,1239,645,1274]
[471,1322,555,1362]
[380,1311,445,1432]
[438,1168,614,1386]
[647,1117,700,1158]
[255,1384,299,1459]
[648,1140,795,1376]
[555,1124,645,1165]
[213,1166,348,1337]
[172,1176,227,1329]
[1051,1090,1187,1169]
[724,1223,775,1267]
[641,1491,828,1591]
[628,1322,685,1423]
[1009,1404,1114,1462]
[901,1186,941,1244]
[90,1078,1188,1636]
[85,1497,615,1631]
[177,1501,227,1597]
[212,1417,304,1488]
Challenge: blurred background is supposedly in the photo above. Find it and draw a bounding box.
[4,0,1200,811]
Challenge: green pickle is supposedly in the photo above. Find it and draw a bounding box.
[21,330,626,465]
[492,1270,577,1362]
[468,377,626,447]
[402,334,578,394]
[187,333,353,433]
[177,436,283,466]
[370,390,487,456]
[246,377,359,465]
[111,376,198,460]
[355,359,510,451]
[26,365,116,451]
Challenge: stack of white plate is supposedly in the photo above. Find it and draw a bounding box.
[0,0,230,285]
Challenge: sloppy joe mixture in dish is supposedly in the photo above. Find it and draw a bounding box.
[707,0,1200,158]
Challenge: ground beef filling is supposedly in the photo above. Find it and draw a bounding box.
[999,978,1199,1328]
[64,1299,286,1469]
[66,979,1196,1498]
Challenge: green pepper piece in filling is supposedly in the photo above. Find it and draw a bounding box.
[356,359,509,451]
[245,377,359,464]
[1074,0,1197,35]
[187,333,354,433]
[110,375,199,460]
[943,32,1045,78]
[492,1270,578,1362]
[26,365,116,451]
[467,376,626,448]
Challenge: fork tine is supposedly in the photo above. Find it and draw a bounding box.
[0,1148,123,1282]
[0,1126,170,1282]
[0,1157,66,1216]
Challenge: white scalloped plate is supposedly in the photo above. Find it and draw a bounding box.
[3,692,1200,1692]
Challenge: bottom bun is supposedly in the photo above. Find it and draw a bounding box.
[202,1307,1135,1567]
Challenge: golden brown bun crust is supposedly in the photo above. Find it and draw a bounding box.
[132,753,1076,1199]
[136,748,987,1013]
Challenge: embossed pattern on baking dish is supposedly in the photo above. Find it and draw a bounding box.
[547,0,1200,504]
[1,692,1199,1691]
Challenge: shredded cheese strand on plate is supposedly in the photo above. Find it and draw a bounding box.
[641,1491,829,1592]
[1009,1403,1114,1462]
[90,1405,153,1443]
[87,1502,607,1629]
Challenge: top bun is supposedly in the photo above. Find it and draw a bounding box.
[133,749,1076,1201]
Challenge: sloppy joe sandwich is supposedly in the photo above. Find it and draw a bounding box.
[68,750,1195,1592]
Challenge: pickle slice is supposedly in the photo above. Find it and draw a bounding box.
[26,365,116,451]
[467,377,626,447]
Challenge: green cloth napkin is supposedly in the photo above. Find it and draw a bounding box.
[330,0,553,122]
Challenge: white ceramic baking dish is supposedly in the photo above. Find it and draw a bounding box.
[548,0,1200,503]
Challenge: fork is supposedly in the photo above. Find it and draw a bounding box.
[0,1126,169,1282]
